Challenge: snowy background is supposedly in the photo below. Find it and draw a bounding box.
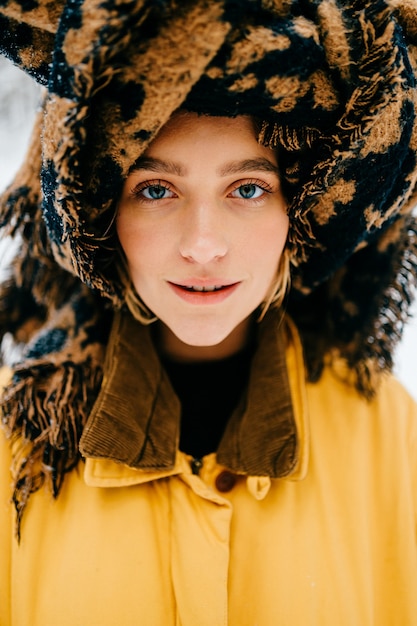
[0,57,416,400]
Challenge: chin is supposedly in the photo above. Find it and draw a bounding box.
[176,318,237,342]
[158,310,253,356]
[176,329,230,348]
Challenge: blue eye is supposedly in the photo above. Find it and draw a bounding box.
[231,184,264,199]
[142,184,173,200]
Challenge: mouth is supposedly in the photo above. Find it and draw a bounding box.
[168,280,240,303]
[170,281,239,292]
[181,284,227,292]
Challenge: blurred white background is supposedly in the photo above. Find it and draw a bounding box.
[0,57,416,399]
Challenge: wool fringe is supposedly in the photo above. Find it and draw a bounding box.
[1,360,104,541]
[353,221,417,397]
[331,218,417,399]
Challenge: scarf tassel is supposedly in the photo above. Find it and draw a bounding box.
[1,360,103,540]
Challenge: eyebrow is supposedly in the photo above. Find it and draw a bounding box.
[130,156,279,177]
[131,157,185,176]
[218,158,279,176]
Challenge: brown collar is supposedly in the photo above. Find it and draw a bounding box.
[79,308,298,478]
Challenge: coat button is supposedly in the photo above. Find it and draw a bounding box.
[215,470,237,493]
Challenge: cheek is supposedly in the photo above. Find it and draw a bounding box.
[116,215,164,273]
[247,213,289,272]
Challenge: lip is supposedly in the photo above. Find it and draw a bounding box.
[167,280,240,305]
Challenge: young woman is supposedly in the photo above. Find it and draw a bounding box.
[117,112,289,355]
[1,1,417,624]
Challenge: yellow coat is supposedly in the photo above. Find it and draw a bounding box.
[1,314,417,626]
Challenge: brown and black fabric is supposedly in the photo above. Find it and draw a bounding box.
[0,0,417,526]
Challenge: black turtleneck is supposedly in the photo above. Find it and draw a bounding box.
[161,345,255,458]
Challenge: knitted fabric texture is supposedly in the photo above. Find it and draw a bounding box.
[1,0,417,532]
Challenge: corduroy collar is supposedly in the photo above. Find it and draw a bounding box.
[79,308,306,478]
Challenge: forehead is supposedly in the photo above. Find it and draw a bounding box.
[154,110,257,135]
[137,111,279,169]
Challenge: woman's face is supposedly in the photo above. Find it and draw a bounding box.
[117,112,289,360]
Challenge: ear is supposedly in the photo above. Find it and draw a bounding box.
[0,0,64,84]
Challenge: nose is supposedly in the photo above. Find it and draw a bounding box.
[178,202,228,264]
